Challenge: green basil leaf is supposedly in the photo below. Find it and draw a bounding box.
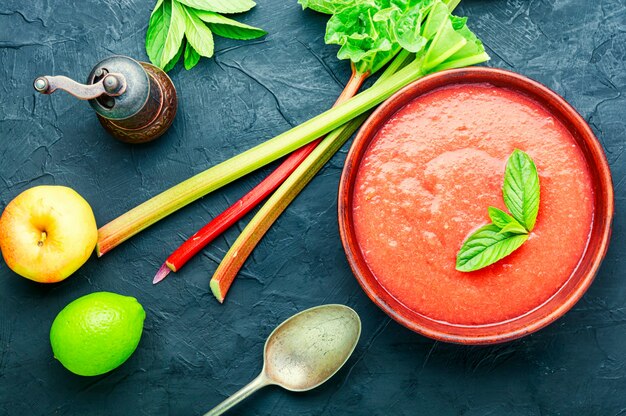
[184,42,201,69]
[456,224,529,272]
[176,0,255,14]
[499,221,528,235]
[298,0,355,14]
[152,0,164,15]
[146,0,186,68]
[193,10,266,40]
[502,149,540,231]
[488,207,527,234]
[487,206,516,229]
[183,5,215,57]
[162,40,185,72]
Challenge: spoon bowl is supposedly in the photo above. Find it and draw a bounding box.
[204,304,361,416]
[264,304,361,391]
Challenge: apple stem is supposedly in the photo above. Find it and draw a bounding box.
[38,231,47,246]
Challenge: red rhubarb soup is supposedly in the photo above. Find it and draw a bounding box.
[352,83,594,325]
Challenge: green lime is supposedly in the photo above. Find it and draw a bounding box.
[50,292,146,376]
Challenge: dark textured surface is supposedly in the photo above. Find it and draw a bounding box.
[0,0,625,415]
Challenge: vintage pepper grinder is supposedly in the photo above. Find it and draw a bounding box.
[33,55,177,144]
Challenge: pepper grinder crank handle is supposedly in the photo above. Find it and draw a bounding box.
[33,55,177,144]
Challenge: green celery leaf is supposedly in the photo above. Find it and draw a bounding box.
[324,2,401,75]
[456,224,529,272]
[162,40,185,72]
[184,42,201,69]
[193,9,266,40]
[422,2,467,71]
[182,5,215,57]
[487,206,516,229]
[433,15,489,71]
[502,149,540,231]
[298,0,356,14]
[393,4,429,53]
[176,0,255,14]
[146,0,186,68]
[421,0,447,40]
[321,0,477,75]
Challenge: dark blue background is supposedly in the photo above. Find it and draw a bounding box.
[1,0,625,414]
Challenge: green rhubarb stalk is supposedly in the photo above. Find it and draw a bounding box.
[152,0,443,279]
[210,0,490,301]
[210,50,413,302]
[211,114,368,301]
[98,59,436,253]
[97,0,485,256]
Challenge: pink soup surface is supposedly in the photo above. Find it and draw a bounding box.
[353,83,594,325]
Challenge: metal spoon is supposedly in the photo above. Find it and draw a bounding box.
[203,304,361,416]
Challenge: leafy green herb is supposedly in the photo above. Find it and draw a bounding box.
[176,0,256,14]
[321,0,433,75]
[487,206,517,229]
[182,6,215,59]
[456,150,540,272]
[498,220,529,235]
[194,10,267,40]
[503,149,541,232]
[163,41,185,72]
[456,225,529,272]
[146,0,186,68]
[146,0,266,72]
[184,42,201,69]
[298,0,355,15]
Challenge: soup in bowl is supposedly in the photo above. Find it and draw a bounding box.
[338,68,613,344]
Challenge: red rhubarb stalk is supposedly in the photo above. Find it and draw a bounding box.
[153,66,367,284]
[209,0,490,302]
[208,50,415,302]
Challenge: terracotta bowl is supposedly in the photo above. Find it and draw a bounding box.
[338,67,614,344]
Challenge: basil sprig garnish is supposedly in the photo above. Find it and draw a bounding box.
[456,149,540,272]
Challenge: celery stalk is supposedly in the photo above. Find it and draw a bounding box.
[97,57,428,255]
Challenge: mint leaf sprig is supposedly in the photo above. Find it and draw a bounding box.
[146,0,266,72]
[456,149,540,272]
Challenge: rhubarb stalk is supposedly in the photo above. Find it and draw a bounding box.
[209,0,491,301]
[98,49,430,256]
[155,0,468,285]
[210,50,413,302]
[97,0,486,256]
[153,66,368,283]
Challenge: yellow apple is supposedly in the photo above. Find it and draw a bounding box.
[0,186,97,283]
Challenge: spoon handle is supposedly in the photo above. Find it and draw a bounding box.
[203,373,271,416]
